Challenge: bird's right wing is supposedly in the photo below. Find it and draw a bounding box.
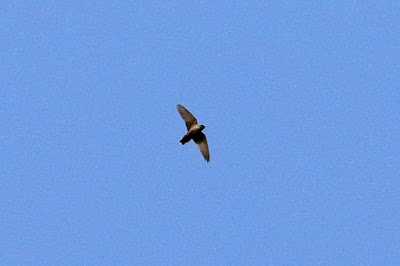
[177,104,198,130]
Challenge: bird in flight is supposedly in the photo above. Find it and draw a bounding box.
[176,104,210,162]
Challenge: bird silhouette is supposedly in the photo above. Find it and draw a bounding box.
[176,104,210,162]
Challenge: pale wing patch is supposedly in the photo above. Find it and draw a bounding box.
[177,104,198,130]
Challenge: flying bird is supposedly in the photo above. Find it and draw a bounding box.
[176,104,210,162]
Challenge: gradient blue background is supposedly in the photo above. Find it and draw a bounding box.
[1,1,399,264]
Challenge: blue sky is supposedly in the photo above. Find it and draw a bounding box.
[1,1,399,264]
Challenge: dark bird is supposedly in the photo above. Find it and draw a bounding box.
[177,104,210,162]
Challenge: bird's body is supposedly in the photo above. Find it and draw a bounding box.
[176,104,210,162]
[179,124,205,144]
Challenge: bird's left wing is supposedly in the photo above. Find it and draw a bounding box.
[193,132,210,162]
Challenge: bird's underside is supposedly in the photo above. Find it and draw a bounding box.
[177,104,210,162]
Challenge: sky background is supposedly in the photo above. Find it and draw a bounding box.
[1,1,399,264]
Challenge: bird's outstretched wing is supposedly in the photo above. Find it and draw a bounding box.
[177,104,198,130]
[193,132,210,162]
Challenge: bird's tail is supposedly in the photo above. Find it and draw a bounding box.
[180,133,191,145]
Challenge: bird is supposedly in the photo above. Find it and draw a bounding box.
[176,104,210,162]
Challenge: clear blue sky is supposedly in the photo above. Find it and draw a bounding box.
[1,1,399,264]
